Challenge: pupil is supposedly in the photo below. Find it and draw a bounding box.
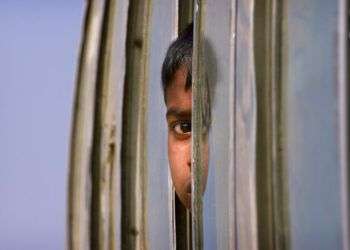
[181,123,191,133]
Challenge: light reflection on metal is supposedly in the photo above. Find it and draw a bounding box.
[234,0,259,249]
[120,0,152,249]
[68,1,108,249]
[338,0,349,249]
[68,0,123,249]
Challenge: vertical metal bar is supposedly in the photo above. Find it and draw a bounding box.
[269,1,291,249]
[254,0,290,249]
[192,0,205,249]
[69,0,130,249]
[338,0,349,249]
[228,1,237,248]
[234,0,259,249]
[89,0,120,249]
[121,0,152,249]
[68,1,107,249]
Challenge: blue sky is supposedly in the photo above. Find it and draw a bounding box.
[0,2,84,249]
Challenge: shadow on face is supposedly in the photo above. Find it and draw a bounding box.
[165,66,209,209]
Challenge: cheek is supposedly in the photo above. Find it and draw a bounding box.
[168,135,190,183]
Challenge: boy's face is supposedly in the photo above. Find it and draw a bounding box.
[165,66,209,209]
[165,66,192,208]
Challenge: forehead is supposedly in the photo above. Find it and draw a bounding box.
[165,67,192,110]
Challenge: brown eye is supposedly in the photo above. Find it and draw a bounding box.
[173,121,191,136]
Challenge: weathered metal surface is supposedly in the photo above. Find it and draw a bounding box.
[121,0,152,249]
[281,0,349,249]
[68,1,107,249]
[235,0,259,249]
[254,0,290,249]
[68,0,128,249]
[267,0,291,248]
[192,0,206,249]
[88,1,120,249]
[146,1,177,249]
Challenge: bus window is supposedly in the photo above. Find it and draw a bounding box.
[68,1,349,249]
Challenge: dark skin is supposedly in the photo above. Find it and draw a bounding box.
[165,66,208,209]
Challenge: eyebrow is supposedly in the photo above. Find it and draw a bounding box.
[166,108,191,119]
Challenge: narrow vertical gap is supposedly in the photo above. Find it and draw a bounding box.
[175,2,194,249]
[254,1,273,249]
[187,209,192,249]
[175,195,191,250]
[178,1,194,33]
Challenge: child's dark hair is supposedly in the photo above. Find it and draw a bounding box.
[161,23,193,95]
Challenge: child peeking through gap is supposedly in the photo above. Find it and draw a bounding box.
[161,23,209,209]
